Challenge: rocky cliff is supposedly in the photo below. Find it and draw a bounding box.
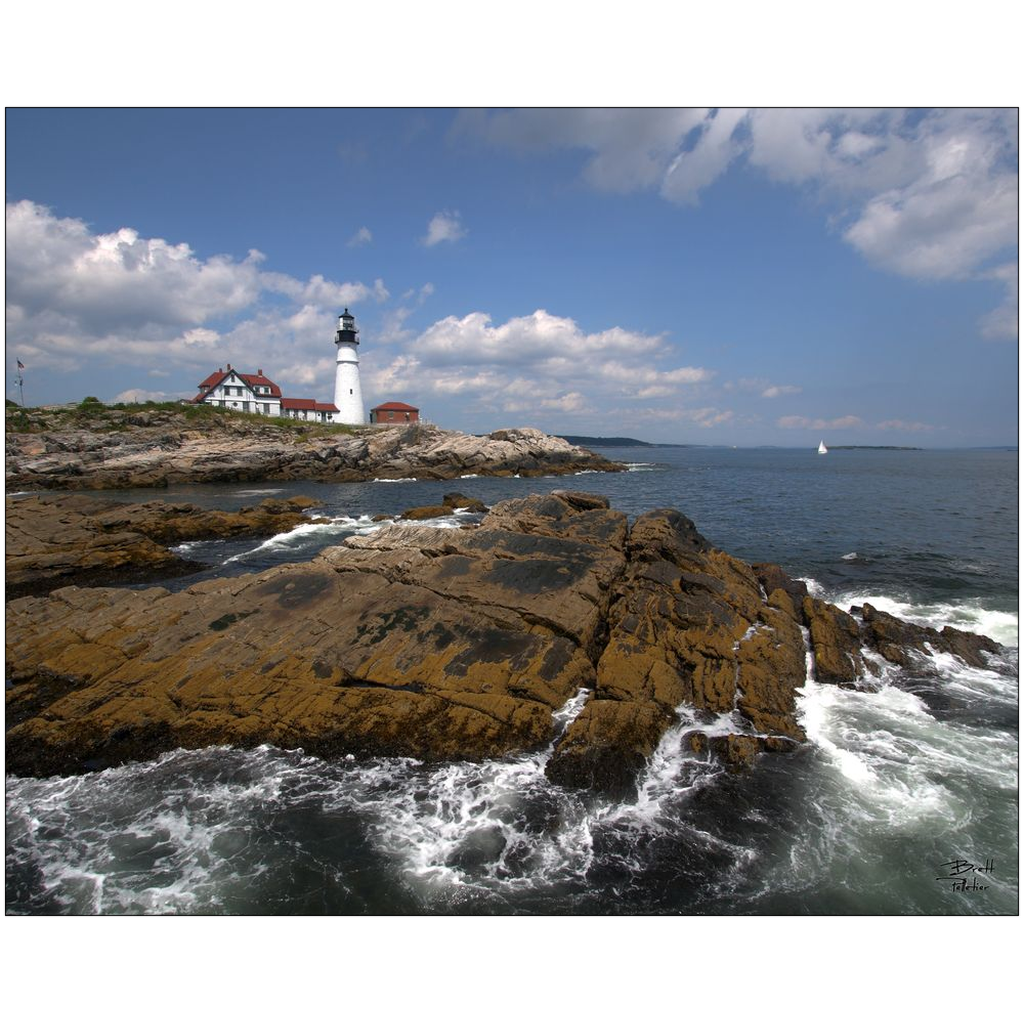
[5,405,623,490]
[5,492,1002,788]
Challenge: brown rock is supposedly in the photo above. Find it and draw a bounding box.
[544,700,673,797]
[802,596,865,684]
[855,603,1002,669]
[5,494,625,777]
[7,490,999,793]
[5,493,322,598]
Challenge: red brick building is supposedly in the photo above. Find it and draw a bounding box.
[370,401,420,424]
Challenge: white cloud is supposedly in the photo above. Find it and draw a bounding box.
[459,108,1018,333]
[979,262,1018,340]
[643,406,735,428]
[877,419,935,432]
[348,226,372,246]
[453,108,708,193]
[777,415,864,430]
[422,210,466,246]
[727,378,802,398]
[363,308,712,422]
[761,384,802,399]
[112,388,190,404]
[662,107,748,205]
[5,200,389,389]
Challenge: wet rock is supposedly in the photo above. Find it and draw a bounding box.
[751,563,808,624]
[5,493,322,598]
[5,493,624,778]
[544,700,673,798]
[400,492,489,520]
[802,596,865,684]
[442,493,488,513]
[854,602,1002,669]
[5,490,1003,790]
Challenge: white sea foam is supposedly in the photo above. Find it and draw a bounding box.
[372,477,418,483]
[625,463,657,471]
[797,677,1017,829]
[325,688,597,893]
[841,552,858,561]
[170,540,206,556]
[223,518,373,562]
[799,578,1018,649]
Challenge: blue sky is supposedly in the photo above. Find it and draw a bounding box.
[5,107,1018,445]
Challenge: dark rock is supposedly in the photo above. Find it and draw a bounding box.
[441,493,488,513]
[855,602,1002,669]
[545,700,673,798]
[5,493,323,598]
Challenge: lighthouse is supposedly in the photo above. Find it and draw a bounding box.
[333,308,365,424]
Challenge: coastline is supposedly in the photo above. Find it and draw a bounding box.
[6,489,1003,789]
[5,405,625,491]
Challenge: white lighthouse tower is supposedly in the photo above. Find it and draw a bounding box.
[333,307,365,424]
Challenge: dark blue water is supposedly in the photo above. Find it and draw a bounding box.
[6,447,1018,914]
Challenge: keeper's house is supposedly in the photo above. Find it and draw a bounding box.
[370,401,420,424]
[192,365,340,423]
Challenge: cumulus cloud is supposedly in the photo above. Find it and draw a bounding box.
[363,308,712,423]
[422,210,466,246]
[348,226,372,246]
[459,108,1018,334]
[5,200,388,390]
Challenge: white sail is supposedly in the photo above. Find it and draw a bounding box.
[818,440,828,454]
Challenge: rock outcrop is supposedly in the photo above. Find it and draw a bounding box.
[5,492,1004,789]
[6,405,623,490]
[5,493,322,599]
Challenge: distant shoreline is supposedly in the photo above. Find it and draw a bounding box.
[557,435,697,448]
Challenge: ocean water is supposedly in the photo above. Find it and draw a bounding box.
[5,447,1018,914]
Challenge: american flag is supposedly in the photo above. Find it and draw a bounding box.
[17,360,24,370]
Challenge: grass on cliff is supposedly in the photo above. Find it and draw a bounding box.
[5,400,364,439]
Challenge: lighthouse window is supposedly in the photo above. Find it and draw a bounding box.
[349,389,353,395]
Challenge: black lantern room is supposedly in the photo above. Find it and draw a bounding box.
[336,308,359,346]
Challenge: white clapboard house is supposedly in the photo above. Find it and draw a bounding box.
[191,365,340,423]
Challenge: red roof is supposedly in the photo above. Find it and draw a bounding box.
[196,367,282,398]
[281,398,339,413]
[238,372,282,398]
[371,401,419,412]
[198,370,226,389]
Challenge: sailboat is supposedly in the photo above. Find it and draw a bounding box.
[817,440,828,454]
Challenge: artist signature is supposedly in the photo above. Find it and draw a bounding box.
[936,858,995,892]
